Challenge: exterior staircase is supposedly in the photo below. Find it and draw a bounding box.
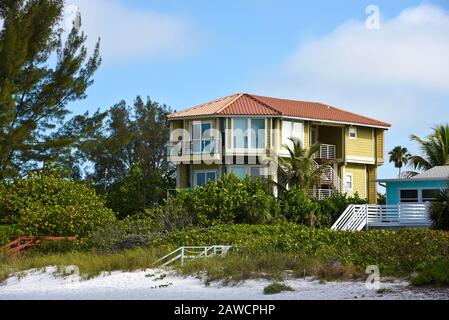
[331,204,431,231]
[310,160,346,199]
[331,205,368,231]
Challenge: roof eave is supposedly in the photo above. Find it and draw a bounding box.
[376,177,449,183]
[167,114,391,129]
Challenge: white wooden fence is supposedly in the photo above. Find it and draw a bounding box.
[331,203,431,231]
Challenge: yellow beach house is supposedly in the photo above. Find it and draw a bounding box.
[167,93,390,204]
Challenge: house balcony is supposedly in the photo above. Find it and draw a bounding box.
[313,144,337,160]
[167,138,221,163]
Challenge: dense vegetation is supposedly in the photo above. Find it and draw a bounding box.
[2,224,449,285]
[0,171,116,238]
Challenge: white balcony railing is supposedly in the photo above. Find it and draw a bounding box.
[308,189,333,200]
[313,144,336,160]
[167,138,221,158]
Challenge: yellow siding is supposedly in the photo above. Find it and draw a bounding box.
[376,129,385,164]
[345,164,367,199]
[303,121,309,149]
[178,165,188,188]
[367,166,377,204]
[267,118,271,149]
[346,126,374,159]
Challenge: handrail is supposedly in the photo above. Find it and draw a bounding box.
[312,160,346,195]
[154,245,232,267]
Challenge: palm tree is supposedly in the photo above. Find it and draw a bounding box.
[410,124,449,171]
[388,146,411,177]
[277,137,327,194]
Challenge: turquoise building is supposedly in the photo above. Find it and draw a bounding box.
[377,166,449,205]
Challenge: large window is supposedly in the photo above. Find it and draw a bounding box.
[228,166,267,180]
[400,188,442,203]
[233,119,248,149]
[191,121,212,153]
[282,120,304,150]
[422,189,441,202]
[251,119,266,148]
[195,170,216,187]
[400,189,419,203]
[229,166,246,179]
[232,118,266,149]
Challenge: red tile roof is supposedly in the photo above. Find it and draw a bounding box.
[168,93,391,128]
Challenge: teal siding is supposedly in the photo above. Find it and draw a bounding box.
[386,180,448,205]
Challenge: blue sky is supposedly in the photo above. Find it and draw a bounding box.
[66,0,449,180]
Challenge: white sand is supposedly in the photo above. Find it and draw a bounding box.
[1,267,448,300]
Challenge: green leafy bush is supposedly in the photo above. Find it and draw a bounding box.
[84,216,157,252]
[280,188,321,226]
[411,259,449,286]
[160,175,279,228]
[429,188,449,230]
[263,283,294,295]
[0,224,23,246]
[0,172,116,238]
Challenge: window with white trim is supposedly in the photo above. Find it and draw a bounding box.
[345,173,353,190]
[194,170,216,187]
[422,189,441,202]
[232,118,266,149]
[400,189,419,203]
[349,127,357,139]
[229,166,246,179]
[282,120,304,150]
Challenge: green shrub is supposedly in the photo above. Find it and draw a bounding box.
[263,283,294,295]
[0,172,116,238]
[160,175,278,228]
[280,188,321,226]
[429,188,449,230]
[0,225,23,246]
[411,259,449,286]
[84,216,157,252]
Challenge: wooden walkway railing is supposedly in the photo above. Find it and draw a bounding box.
[0,236,76,257]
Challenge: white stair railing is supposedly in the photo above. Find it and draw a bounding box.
[331,205,368,231]
[312,160,346,195]
[332,203,431,231]
[154,246,232,267]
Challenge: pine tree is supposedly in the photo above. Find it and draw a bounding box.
[0,0,101,178]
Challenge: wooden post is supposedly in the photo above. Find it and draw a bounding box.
[365,204,369,231]
[181,247,185,266]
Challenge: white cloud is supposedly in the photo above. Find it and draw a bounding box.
[66,0,202,64]
[284,4,449,92]
[254,4,449,178]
